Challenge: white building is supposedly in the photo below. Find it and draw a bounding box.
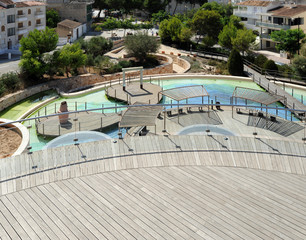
[234,0,281,32]
[0,0,46,55]
[257,4,306,49]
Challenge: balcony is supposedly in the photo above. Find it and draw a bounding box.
[234,11,261,20]
[35,11,44,18]
[17,27,28,35]
[35,24,44,30]
[256,21,291,30]
[17,16,27,22]
[260,33,271,39]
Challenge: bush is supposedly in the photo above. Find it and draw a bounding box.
[1,72,21,92]
[143,55,159,68]
[86,54,95,66]
[228,48,244,76]
[292,56,306,77]
[124,32,160,63]
[85,37,113,56]
[254,54,268,68]
[106,64,122,74]
[0,82,5,97]
[264,60,278,72]
[119,60,132,68]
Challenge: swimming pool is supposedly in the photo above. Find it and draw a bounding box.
[0,90,58,120]
[1,77,299,152]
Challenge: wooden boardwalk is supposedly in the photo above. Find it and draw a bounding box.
[36,112,121,137]
[106,82,163,104]
[0,166,306,239]
[247,67,306,117]
[0,134,306,238]
[195,51,306,117]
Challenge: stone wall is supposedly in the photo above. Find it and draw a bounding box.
[177,57,190,72]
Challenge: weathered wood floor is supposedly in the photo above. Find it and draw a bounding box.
[0,166,306,239]
[36,112,121,137]
[106,82,163,104]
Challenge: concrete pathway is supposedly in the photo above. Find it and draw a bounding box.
[254,50,290,65]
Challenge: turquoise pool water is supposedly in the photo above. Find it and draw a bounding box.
[282,85,306,104]
[24,78,297,151]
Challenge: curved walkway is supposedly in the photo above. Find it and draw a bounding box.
[1,135,305,195]
[0,165,306,239]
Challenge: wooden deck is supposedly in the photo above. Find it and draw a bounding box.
[0,165,306,239]
[0,134,306,238]
[106,82,163,104]
[36,112,121,137]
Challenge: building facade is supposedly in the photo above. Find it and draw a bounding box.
[234,0,281,32]
[0,0,46,54]
[257,4,306,49]
[45,0,93,28]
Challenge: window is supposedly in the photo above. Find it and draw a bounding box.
[7,15,15,24]
[28,9,31,14]
[28,21,31,26]
[18,10,23,15]
[1,26,4,32]
[18,22,23,28]
[7,28,15,36]
[18,34,23,41]
[36,8,41,12]
[36,19,41,25]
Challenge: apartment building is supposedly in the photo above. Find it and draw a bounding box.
[0,0,46,54]
[234,0,281,32]
[257,4,306,49]
[46,0,93,28]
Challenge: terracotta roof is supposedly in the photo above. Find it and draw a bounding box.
[0,0,14,5]
[237,0,272,7]
[15,1,45,7]
[58,19,82,29]
[23,1,45,6]
[269,5,306,17]
[15,2,27,7]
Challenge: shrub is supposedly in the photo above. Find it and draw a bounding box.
[0,82,5,97]
[254,54,268,68]
[1,72,21,92]
[124,32,160,63]
[264,60,278,72]
[143,55,159,68]
[119,60,132,68]
[228,48,244,76]
[292,56,306,77]
[85,37,113,56]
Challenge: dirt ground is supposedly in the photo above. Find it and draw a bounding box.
[0,127,22,159]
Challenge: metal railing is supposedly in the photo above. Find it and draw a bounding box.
[0,102,305,186]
